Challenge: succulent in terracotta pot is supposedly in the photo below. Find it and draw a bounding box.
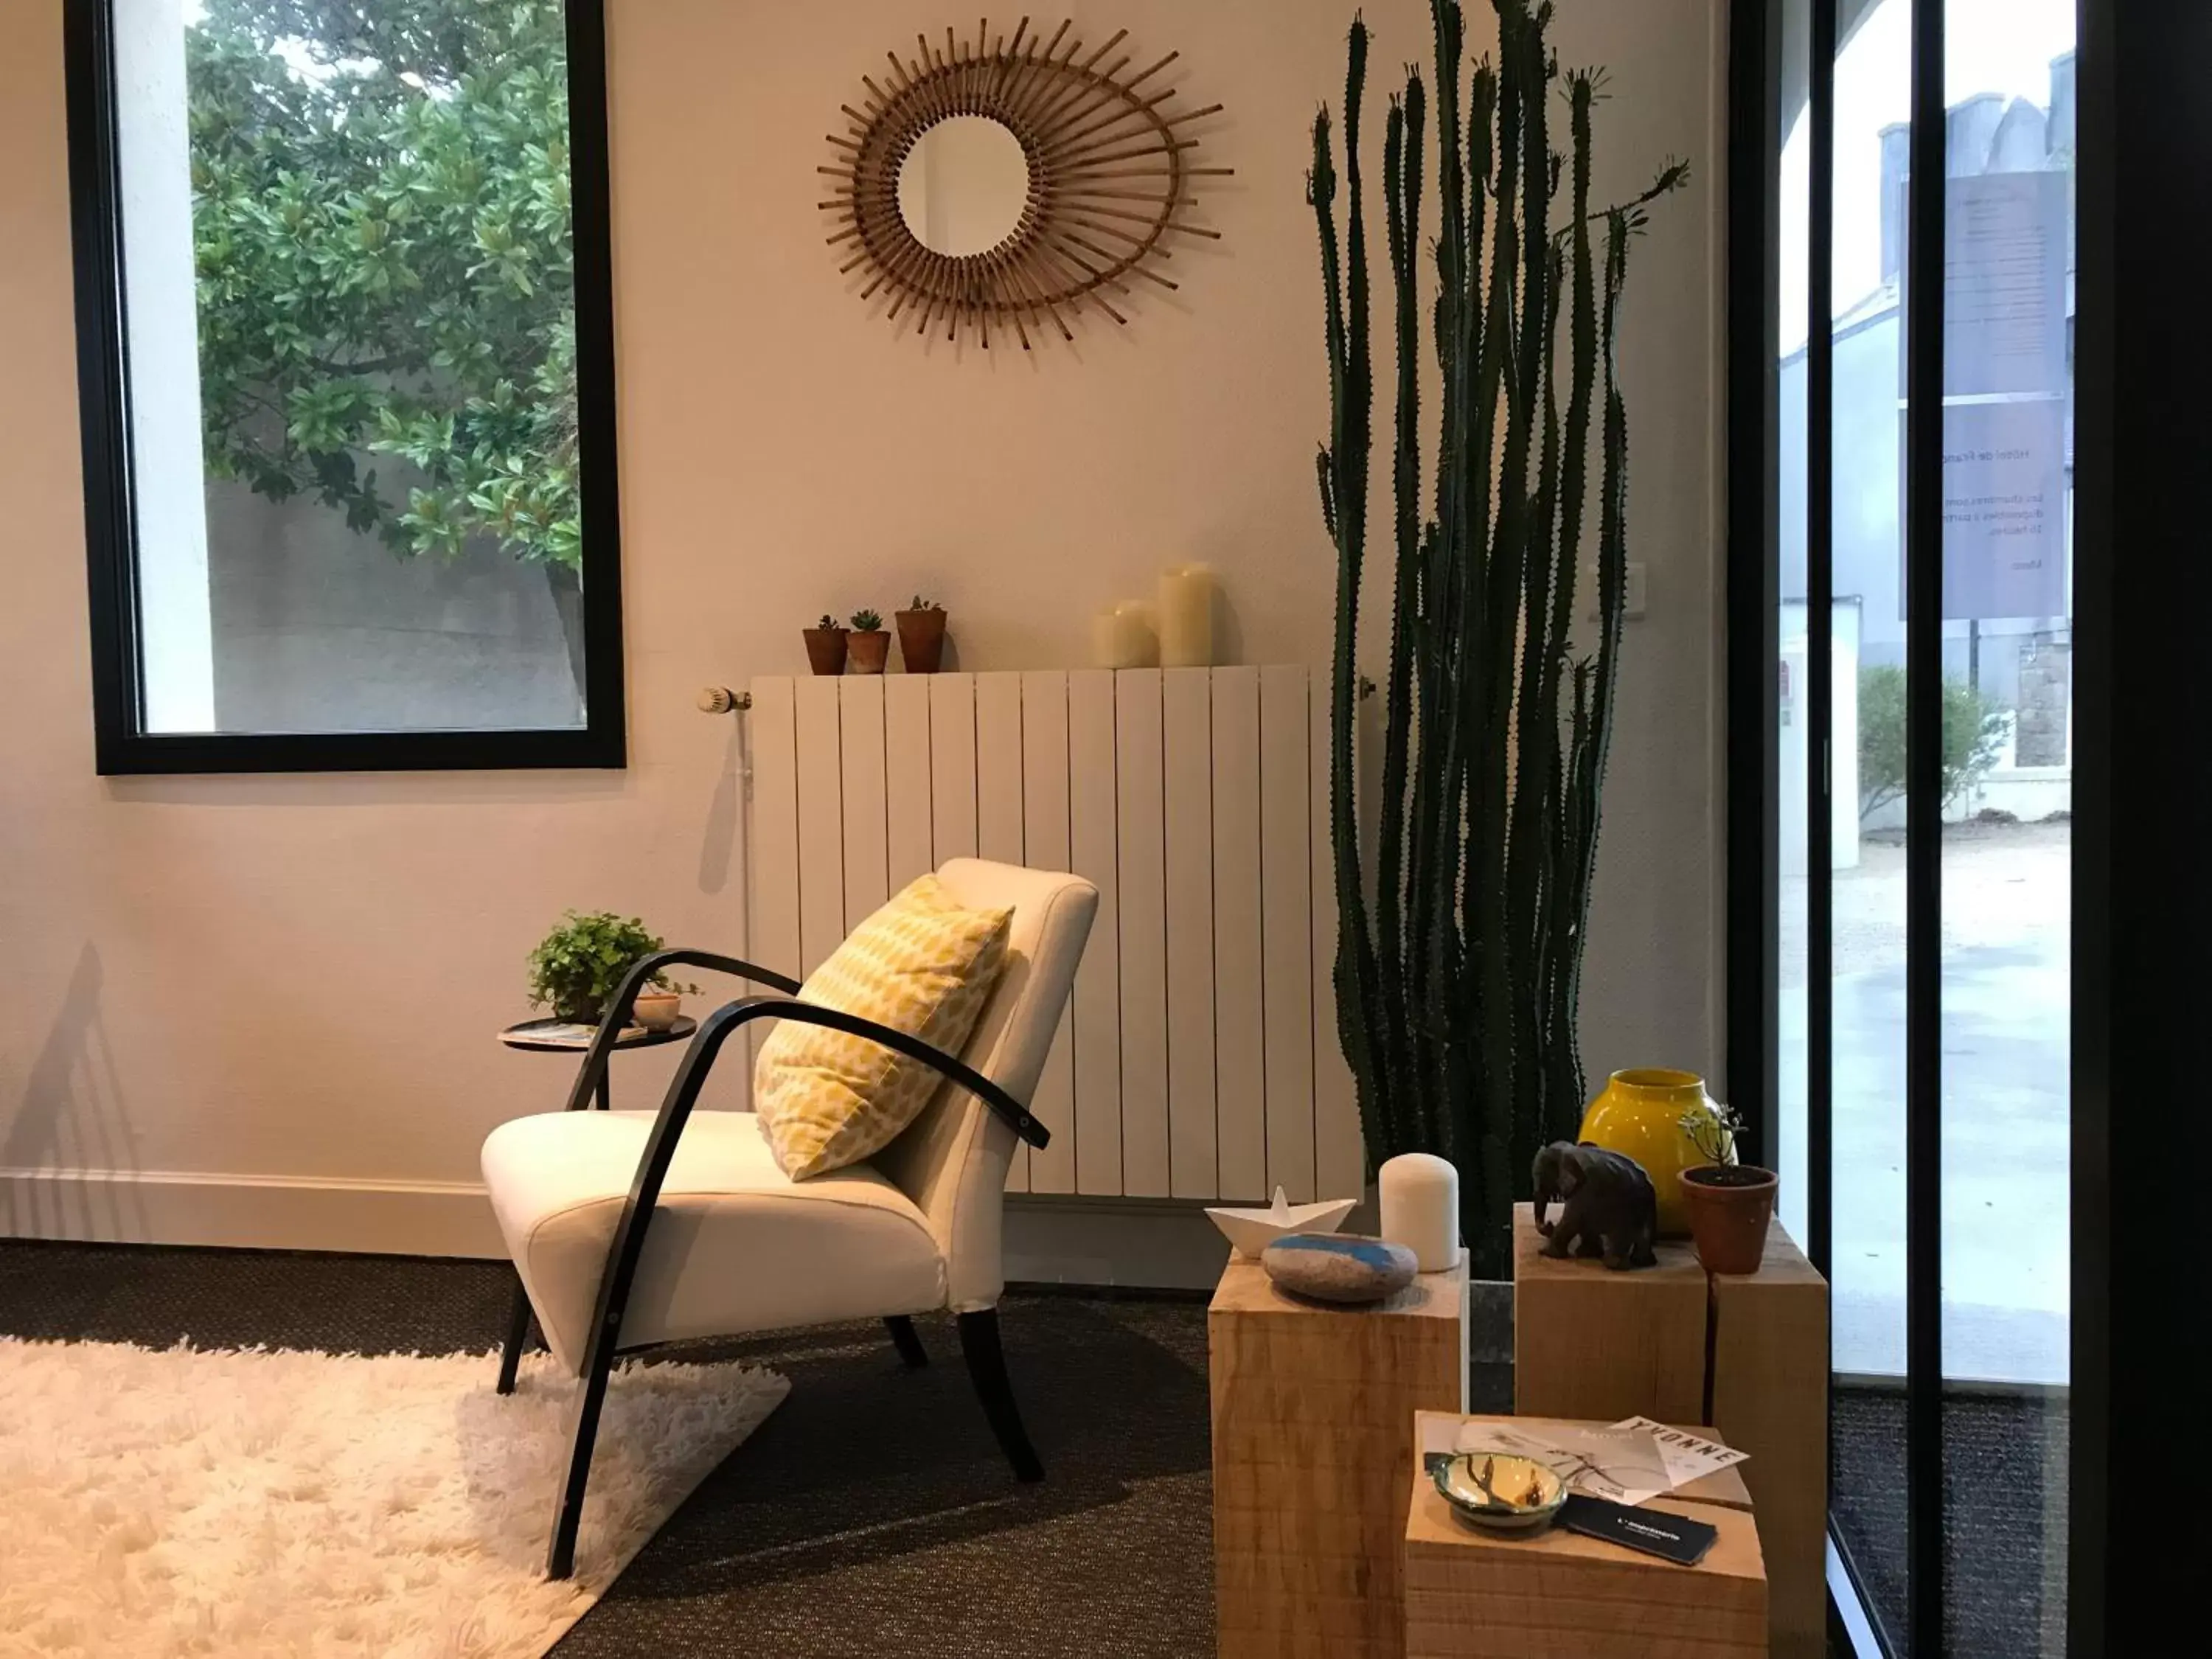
[897,594,948,674]
[1675,1102,1777,1275]
[847,608,891,674]
[803,613,848,676]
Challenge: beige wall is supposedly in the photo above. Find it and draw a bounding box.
[0,0,1726,1254]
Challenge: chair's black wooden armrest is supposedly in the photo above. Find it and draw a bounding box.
[627,994,1047,1149]
[565,992,1046,1530]
[639,949,804,998]
[559,950,804,1113]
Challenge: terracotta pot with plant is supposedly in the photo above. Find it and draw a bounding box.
[846,608,891,674]
[803,614,849,676]
[526,910,696,1027]
[1675,1102,1778,1275]
[897,594,948,673]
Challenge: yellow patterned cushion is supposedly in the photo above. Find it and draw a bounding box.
[754,874,1013,1180]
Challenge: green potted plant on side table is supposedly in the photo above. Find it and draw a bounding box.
[1676,1102,1778,1274]
[526,911,695,1031]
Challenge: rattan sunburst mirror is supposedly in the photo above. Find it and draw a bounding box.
[820,18,1230,348]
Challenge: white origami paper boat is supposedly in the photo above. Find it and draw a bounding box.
[1206,1186,1361,1259]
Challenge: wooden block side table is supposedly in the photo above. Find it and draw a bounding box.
[1510,1201,1709,1425]
[1211,1253,1470,1659]
[1512,1201,1829,1659]
[1711,1222,1829,1659]
[1403,1413,1767,1659]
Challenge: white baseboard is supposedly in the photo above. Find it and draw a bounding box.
[1003,1194,1235,1291]
[0,1171,1232,1287]
[0,1167,507,1259]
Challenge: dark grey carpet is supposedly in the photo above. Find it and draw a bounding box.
[1832,1383,2070,1659]
[0,1240,1512,1658]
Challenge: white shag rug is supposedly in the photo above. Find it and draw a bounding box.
[0,1338,788,1659]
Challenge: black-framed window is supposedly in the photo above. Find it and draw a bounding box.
[63,0,623,774]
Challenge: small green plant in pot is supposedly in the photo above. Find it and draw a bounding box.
[804,613,849,676]
[897,594,948,673]
[1675,1102,1777,1274]
[847,608,891,674]
[526,911,694,1026]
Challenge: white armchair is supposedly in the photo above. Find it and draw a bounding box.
[479,858,1098,1578]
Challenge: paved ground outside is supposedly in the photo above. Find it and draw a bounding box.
[1778,817,2070,1385]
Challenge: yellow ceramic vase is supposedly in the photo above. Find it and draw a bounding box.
[1577,1068,1728,1239]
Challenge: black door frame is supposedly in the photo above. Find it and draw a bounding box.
[2069,0,2212,1647]
[1725,0,2207,1652]
[1725,0,1780,1180]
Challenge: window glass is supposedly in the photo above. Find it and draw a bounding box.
[1935,1,2075,1652]
[1778,1,2075,1649]
[109,0,593,738]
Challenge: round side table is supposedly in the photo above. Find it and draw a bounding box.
[496,1015,698,1109]
[490,1013,698,1389]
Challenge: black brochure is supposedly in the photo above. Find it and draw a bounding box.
[1557,1493,1719,1567]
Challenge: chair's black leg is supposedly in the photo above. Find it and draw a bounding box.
[496,1273,534,1396]
[956,1308,1043,1482]
[546,1344,617,1580]
[540,996,762,1579]
[884,1314,930,1368]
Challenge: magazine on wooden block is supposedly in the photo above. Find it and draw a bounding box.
[1420,1415,1747,1507]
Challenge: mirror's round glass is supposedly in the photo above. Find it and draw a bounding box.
[897,116,1030,257]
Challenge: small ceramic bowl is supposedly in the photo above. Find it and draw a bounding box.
[633,990,681,1032]
[1431,1450,1568,1534]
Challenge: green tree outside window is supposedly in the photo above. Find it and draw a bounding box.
[187,0,585,693]
[1857,664,2009,821]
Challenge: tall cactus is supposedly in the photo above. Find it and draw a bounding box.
[1311,0,1688,1277]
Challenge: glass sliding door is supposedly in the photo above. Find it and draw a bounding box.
[1758,0,2076,1652]
[1934,4,2075,1653]
[1778,0,1920,1638]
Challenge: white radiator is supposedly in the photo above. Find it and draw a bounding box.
[744,668,1364,1203]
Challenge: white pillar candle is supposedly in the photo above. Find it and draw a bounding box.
[1156,564,1215,667]
[1091,608,1124,668]
[1093,601,1158,669]
[1379,1152,1462,1273]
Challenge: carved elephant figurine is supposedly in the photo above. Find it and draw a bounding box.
[1531,1140,1659,1271]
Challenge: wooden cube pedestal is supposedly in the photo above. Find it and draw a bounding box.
[1403,1412,1768,1659]
[1511,1202,1710,1424]
[1708,1221,1829,1659]
[1211,1253,1470,1659]
[1513,1203,1827,1659]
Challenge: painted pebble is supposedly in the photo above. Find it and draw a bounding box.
[1260,1233,1419,1304]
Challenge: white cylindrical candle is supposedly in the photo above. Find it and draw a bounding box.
[1157,564,1214,667]
[1093,601,1158,669]
[1378,1152,1461,1273]
[1091,608,1123,668]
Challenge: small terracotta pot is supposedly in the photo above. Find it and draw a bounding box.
[1679,1165,1778,1275]
[804,627,849,676]
[632,990,681,1032]
[897,608,947,673]
[847,629,891,674]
